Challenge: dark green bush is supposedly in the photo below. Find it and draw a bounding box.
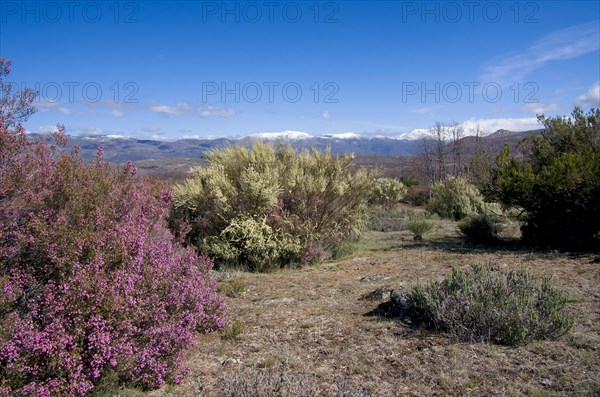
[491,107,600,249]
[405,264,573,345]
[458,212,502,243]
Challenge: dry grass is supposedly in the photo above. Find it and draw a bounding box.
[137,213,599,397]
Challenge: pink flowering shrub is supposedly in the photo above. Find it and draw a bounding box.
[0,121,225,396]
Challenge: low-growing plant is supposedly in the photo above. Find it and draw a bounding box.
[366,207,406,232]
[458,212,502,243]
[220,362,320,397]
[221,321,243,340]
[404,264,573,345]
[218,278,247,298]
[407,219,434,241]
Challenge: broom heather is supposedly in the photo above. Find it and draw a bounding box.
[0,119,225,395]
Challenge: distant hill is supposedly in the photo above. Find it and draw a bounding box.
[26,129,541,177]
[29,134,419,163]
[455,128,543,156]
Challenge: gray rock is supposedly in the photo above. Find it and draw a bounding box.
[390,288,409,307]
[360,287,391,301]
[360,273,389,282]
[221,357,241,366]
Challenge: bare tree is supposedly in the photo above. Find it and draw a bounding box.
[432,121,448,182]
[416,133,437,186]
[450,123,464,177]
[467,125,494,191]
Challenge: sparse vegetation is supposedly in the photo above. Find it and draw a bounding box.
[366,206,406,232]
[405,264,573,345]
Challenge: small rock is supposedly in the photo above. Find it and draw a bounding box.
[360,274,389,282]
[540,379,552,386]
[360,287,391,301]
[390,288,409,307]
[221,358,241,366]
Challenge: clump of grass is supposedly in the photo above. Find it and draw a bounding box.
[222,320,243,340]
[404,264,573,345]
[407,220,433,241]
[218,278,247,298]
[220,362,319,397]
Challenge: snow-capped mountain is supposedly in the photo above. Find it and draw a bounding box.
[242,130,313,140]
[27,128,541,164]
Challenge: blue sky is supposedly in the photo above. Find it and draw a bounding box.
[1,1,599,140]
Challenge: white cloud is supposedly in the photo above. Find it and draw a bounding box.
[149,102,194,116]
[82,127,103,135]
[409,106,438,115]
[483,21,600,82]
[35,125,61,134]
[576,82,600,107]
[460,117,540,135]
[58,107,71,115]
[395,117,540,140]
[198,106,236,117]
[36,100,60,111]
[518,103,560,114]
[149,103,236,117]
[110,109,125,117]
[142,127,163,133]
[322,110,331,120]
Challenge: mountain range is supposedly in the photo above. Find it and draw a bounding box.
[31,128,542,164]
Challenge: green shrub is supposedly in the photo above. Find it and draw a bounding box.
[405,264,573,345]
[171,142,373,270]
[369,177,406,208]
[491,107,600,249]
[407,219,433,241]
[404,185,430,206]
[206,216,302,272]
[427,177,486,220]
[458,212,502,243]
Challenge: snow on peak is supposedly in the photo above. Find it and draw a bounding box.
[321,132,361,139]
[243,130,313,140]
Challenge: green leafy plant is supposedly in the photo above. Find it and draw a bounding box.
[405,264,573,345]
